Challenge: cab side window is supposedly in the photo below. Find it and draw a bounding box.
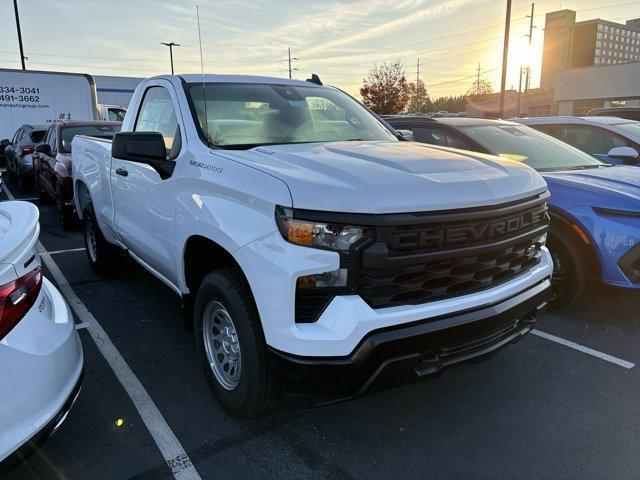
[558,125,629,155]
[411,127,471,149]
[412,127,449,146]
[134,86,181,159]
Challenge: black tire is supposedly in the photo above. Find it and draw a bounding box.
[194,269,279,418]
[546,232,588,311]
[82,203,120,275]
[56,182,75,229]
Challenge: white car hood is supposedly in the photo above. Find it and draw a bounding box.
[220,141,547,213]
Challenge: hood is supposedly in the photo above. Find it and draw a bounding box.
[543,165,640,210]
[219,141,547,213]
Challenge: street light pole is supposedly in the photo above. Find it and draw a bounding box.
[161,42,180,75]
[12,0,26,70]
[498,0,512,118]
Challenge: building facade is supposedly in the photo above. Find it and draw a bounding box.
[92,75,143,108]
[540,10,640,87]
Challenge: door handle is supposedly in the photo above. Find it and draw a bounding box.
[115,167,128,177]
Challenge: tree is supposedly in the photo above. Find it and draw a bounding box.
[466,78,494,96]
[431,95,466,113]
[406,79,432,113]
[360,61,411,115]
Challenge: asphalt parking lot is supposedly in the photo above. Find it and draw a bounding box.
[2,175,640,480]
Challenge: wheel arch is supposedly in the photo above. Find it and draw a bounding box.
[74,179,91,220]
[182,235,254,299]
[548,207,602,280]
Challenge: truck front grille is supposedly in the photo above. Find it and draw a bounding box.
[356,194,549,309]
[359,235,545,309]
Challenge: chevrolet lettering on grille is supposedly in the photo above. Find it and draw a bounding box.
[392,207,548,251]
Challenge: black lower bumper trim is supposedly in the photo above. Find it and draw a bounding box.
[268,280,550,396]
[0,369,83,473]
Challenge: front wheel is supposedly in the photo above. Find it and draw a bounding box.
[547,233,587,311]
[194,269,278,418]
[82,203,120,275]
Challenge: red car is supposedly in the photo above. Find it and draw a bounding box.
[34,121,121,228]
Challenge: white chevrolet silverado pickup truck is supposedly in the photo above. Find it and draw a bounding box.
[72,74,553,417]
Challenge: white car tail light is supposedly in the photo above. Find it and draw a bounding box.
[0,266,42,341]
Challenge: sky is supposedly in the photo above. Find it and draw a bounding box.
[0,0,638,98]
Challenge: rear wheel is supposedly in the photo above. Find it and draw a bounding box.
[547,232,588,311]
[82,203,120,275]
[194,269,278,417]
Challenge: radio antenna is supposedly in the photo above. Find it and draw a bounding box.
[196,5,209,143]
[197,5,205,75]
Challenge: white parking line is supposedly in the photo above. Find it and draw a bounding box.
[2,181,202,479]
[532,329,635,369]
[48,247,86,255]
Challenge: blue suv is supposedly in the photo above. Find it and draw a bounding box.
[385,116,640,309]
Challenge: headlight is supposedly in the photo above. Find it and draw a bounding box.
[275,206,371,252]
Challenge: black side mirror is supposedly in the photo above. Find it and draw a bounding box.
[112,131,166,164]
[0,139,9,147]
[35,143,52,155]
[112,131,174,179]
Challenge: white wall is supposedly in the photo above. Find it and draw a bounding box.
[554,62,640,102]
[93,74,143,109]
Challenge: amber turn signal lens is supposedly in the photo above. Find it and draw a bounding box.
[283,220,315,247]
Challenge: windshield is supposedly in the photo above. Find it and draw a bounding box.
[60,124,121,153]
[458,124,607,171]
[187,82,396,149]
[614,122,640,138]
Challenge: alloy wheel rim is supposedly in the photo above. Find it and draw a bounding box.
[202,301,241,390]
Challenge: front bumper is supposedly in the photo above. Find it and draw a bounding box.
[268,279,549,395]
[237,232,553,357]
[570,205,640,288]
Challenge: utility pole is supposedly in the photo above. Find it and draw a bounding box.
[517,66,524,117]
[12,0,26,70]
[416,58,420,84]
[498,0,512,118]
[161,42,180,75]
[287,47,298,79]
[525,3,535,92]
[476,63,481,95]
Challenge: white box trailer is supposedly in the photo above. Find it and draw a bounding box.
[0,68,99,139]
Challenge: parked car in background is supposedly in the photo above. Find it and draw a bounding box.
[0,201,83,472]
[0,139,9,169]
[72,74,553,416]
[587,106,640,121]
[34,121,121,228]
[385,115,640,309]
[97,104,127,122]
[3,124,48,190]
[516,116,640,166]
